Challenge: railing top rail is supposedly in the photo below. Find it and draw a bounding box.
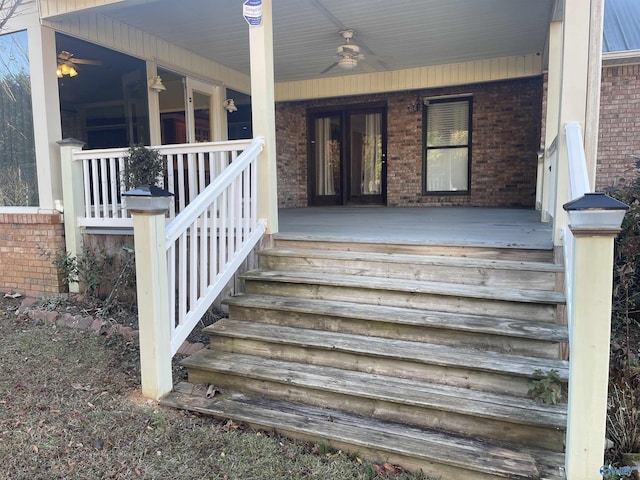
[71,139,254,161]
[565,121,591,199]
[165,136,265,245]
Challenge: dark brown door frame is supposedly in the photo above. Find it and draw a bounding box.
[307,103,387,206]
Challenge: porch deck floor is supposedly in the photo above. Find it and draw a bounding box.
[277,207,553,250]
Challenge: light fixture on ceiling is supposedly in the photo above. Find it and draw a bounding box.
[148,76,166,93]
[224,99,238,113]
[321,29,365,74]
[57,62,78,78]
[338,56,358,70]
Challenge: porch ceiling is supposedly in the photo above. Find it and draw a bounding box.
[57,0,554,83]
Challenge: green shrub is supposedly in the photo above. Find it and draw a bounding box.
[123,143,164,191]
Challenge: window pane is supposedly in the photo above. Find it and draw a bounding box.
[314,116,341,196]
[0,30,38,206]
[426,148,468,192]
[426,100,469,147]
[350,113,382,196]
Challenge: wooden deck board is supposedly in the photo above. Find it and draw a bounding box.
[181,350,567,429]
[205,319,569,380]
[223,294,569,342]
[241,270,566,305]
[162,385,565,480]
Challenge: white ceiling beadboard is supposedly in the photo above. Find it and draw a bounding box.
[40,0,554,99]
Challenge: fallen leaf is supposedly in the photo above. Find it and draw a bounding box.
[384,462,400,473]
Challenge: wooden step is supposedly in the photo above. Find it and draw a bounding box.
[273,238,556,263]
[224,294,568,358]
[181,351,567,452]
[241,270,565,322]
[258,248,562,291]
[204,319,568,397]
[162,383,566,480]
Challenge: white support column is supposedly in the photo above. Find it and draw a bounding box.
[213,86,228,141]
[584,0,605,188]
[146,62,162,146]
[249,0,278,234]
[58,139,85,294]
[542,21,563,222]
[552,0,604,245]
[29,25,63,212]
[565,228,617,480]
[128,202,172,400]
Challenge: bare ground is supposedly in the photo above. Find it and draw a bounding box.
[0,293,431,480]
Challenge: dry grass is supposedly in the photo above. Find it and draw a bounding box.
[0,296,431,480]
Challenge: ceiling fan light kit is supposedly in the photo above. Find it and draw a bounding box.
[338,56,358,70]
[56,50,101,78]
[321,29,365,74]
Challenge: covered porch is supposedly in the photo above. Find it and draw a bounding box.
[5,0,620,477]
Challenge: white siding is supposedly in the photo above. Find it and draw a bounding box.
[274,53,543,102]
[38,0,125,18]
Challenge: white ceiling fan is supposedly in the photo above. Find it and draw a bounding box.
[321,30,365,74]
[56,50,102,77]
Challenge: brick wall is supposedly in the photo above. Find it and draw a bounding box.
[276,76,543,208]
[275,102,307,207]
[0,213,66,297]
[597,64,640,190]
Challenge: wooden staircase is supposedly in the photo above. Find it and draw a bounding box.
[162,239,568,479]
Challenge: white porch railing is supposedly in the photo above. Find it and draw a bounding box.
[71,139,253,228]
[59,136,267,399]
[164,137,266,356]
[563,121,591,334]
[123,136,266,400]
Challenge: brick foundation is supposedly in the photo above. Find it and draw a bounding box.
[0,213,66,297]
[276,76,543,208]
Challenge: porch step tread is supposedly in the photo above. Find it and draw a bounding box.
[241,270,566,305]
[162,384,566,480]
[223,294,569,342]
[204,319,569,380]
[259,247,563,271]
[272,238,555,262]
[181,350,567,429]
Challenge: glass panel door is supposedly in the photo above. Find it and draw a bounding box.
[349,112,383,202]
[186,78,215,143]
[309,107,386,206]
[158,69,187,145]
[311,115,342,204]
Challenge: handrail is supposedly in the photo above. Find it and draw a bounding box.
[71,139,253,160]
[71,139,254,227]
[563,122,591,337]
[164,136,266,356]
[565,121,590,200]
[166,137,264,244]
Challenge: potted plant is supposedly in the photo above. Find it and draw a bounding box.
[123,143,164,191]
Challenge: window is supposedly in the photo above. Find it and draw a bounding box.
[0,30,38,206]
[423,97,471,194]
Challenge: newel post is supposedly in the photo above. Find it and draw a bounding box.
[563,193,628,480]
[123,186,174,400]
[58,138,85,293]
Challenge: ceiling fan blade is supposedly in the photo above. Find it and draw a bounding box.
[70,58,102,65]
[320,62,338,74]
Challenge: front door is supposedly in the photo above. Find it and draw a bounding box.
[309,106,386,205]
